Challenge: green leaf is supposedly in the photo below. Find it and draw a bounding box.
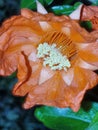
[80,21,92,31]
[86,112,98,130]
[21,0,36,9]
[51,5,73,15]
[21,0,53,10]
[73,2,83,8]
[50,2,82,15]
[35,102,98,130]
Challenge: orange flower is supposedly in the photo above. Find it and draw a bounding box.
[0,6,98,112]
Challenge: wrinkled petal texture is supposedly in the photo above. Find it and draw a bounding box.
[0,8,98,111]
[81,5,98,30]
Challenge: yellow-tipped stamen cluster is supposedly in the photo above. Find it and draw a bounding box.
[37,42,71,71]
[35,31,77,71]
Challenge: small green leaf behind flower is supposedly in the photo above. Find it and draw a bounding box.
[50,2,82,15]
[34,102,98,130]
[80,21,92,31]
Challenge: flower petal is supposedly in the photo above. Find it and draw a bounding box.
[23,73,68,109]
[78,42,98,67]
[22,66,98,112]
[13,60,42,96]
[39,67,55,85]
[68,21,90,42]
[65,66,98,111]
[36,0,48,14]
[77,58,98,70]
[39,21,52,31]
[71,67,98,89]
[0,13,43,75]
[81,5,98,20]
[81,5,98,30]
[62,68,74,86]
[0,50,18,76]
[69,4,83,20]
[12,52,32,96]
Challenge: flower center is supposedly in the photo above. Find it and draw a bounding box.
[37,31,76,71]
[37,43,71,71]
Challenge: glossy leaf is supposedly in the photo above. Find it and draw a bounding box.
[86,112,98,130]
[50,2,82,15]
[21,0,35,9]
[51,5,72,15]
[35,102,98,130]
[21,0,53,9]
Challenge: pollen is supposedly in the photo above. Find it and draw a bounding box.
[37,42,71,71]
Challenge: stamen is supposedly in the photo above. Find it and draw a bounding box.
[40,31,77,58]
[37,31,77,71]
[37,43,71,71]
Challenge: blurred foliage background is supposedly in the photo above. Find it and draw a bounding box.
[0,73,49,130]
[0,0,20,23]
[0,0,98,130]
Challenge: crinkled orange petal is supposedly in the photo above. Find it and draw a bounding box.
[71,67,98,89]
[21,8,69,22]
[23,73,68,109]
[0,50,18,76]
[21,9,95,42]
[0,16,47,76]
[81,5,98,30]
[76,58,98,71]
[69,20,94,42]
[13,53,42,96]
[12,52,32,96]
[22,66,98,112]
[50,21,86,43]
[78,42,98,67]
[81,5,98,21]
[81,69,98,89]
[0,13,44,76]
[91,16,98,30]
[65,66,98,111]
